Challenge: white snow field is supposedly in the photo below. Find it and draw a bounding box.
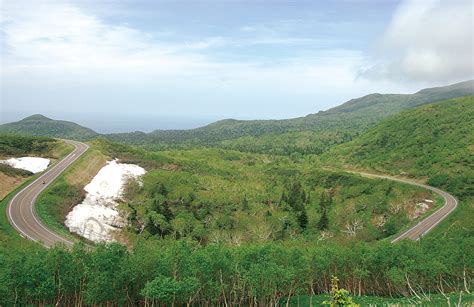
[65,160,146,242]
[0,157,50,173]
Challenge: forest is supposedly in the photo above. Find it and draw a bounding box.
[0,134,59,156]
[0,234,472,305]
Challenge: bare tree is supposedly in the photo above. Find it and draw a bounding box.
[343,219,363,237]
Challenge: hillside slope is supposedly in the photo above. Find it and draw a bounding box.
[323,95,474,198]
[0,115,98,140]
[108,80,474,148]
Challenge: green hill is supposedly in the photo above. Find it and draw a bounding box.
[107,80,474,152]
[0,114,98,140]
[322,95,474,247]
[323,95,474,198]
[2,81,473,150]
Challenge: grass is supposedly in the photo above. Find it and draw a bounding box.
[0,172,29,199]
[284,292,474,306]
[49,140,74,159]
[64,148,107,186]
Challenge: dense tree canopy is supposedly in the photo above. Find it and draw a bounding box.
[0,234,472,305]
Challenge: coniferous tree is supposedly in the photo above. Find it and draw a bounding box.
[298,209,308,230]
[318,209,329,231]
[318,191,331,230]
[287,181,306,211]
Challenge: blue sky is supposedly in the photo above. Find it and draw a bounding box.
[1,0,473,132]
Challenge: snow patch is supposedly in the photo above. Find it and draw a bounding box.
[65,160,146,242]
[0,157,50,173]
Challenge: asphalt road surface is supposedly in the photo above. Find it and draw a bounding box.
[6,139,89,248]
[352,172,458,243]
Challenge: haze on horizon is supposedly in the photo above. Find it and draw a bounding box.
[1,0,473,133]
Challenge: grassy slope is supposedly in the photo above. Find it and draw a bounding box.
[323,96,473,177]
[0,133,73,159]
[322,96,473,195]
[323,95,474,241]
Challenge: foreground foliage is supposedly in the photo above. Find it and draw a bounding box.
[323,276,359,306]
[0,235,472,306]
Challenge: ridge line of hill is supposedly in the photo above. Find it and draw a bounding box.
[1,80,473,146]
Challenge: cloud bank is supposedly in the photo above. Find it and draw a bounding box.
[360,0,474,83]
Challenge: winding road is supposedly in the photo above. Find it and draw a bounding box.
[351,172,458,243]
[6,139,457,247]
[6,139,89,248]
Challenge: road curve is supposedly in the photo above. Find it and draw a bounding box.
[6,139,89,248]
[351,171,458,243]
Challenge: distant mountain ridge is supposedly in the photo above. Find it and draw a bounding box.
[324,80,474,114]
[0,114,98,140]
[1,80,473,145]
[109,80,473,145]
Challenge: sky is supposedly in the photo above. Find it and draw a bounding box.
[1,0,473,133]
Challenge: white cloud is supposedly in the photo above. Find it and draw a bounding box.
[360,0,474,83]
[1,0,418,122]
[0,1,368,85]
[1,1,225,75]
